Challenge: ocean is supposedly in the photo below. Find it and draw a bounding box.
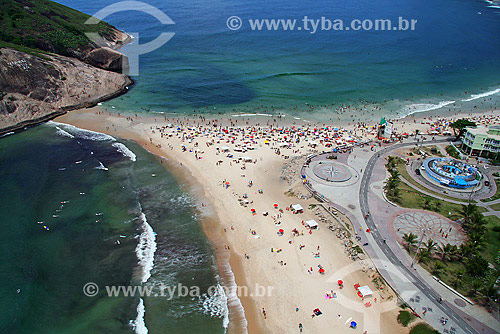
[0,124,228,333]
[60,0,500,121]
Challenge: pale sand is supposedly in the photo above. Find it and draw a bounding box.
[53,107,484,334]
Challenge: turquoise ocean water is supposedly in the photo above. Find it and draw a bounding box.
[61,0,500,121]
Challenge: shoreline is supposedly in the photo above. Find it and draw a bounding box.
[53,108,412,333]
[54,113,260,334]
[52,106,500,333]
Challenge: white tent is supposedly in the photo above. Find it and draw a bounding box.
[358,286,373,297]
[305,220,318,229]
[291,204,304,212]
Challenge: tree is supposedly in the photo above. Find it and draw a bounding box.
[459,242,479,260]
[424,239,437,254]
[438,243,458,262]
[417,249,431,263]
[465,256,489,277]
[450,119,477,139]
[422,197,432,210]
[460,204,478,226]
[471,280,483,296]
[432,261,444,276]
[452,269,466,289]
[480,284,500,308]
[402,232,418,252]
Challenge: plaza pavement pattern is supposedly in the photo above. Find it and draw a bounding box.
[303,137,500,334]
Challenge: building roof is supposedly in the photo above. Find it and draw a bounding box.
[466,126,500,140]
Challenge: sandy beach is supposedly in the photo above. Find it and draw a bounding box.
[55,107,499,334]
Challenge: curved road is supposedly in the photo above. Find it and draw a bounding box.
[359,138,477,334]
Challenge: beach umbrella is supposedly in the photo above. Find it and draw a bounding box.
[350,321,357,328]
[279,229,284,233]
[319,268,325,274]
[251,208,256,213]
[274,204,279,208]
[338,280,343,285]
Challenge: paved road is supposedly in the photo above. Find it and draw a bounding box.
[359,138,478,334]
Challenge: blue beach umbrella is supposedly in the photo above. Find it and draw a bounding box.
[350,321,357,328]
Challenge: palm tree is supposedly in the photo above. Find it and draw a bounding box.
[402,232,418,253]
[480,284,500,309]
[422,197,432,210]
[417,249,431,263]
[459,241,479,259]
[432,261,444,276]
[438,243,457,262]
[452,269,466,289]
[471,280,483,297]
[424,239,437,254]
[460,204,478,226]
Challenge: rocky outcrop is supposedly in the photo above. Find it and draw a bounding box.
[0,48,132,133]
[86,47,129,73]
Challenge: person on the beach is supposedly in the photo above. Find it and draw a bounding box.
[262,308,267,319]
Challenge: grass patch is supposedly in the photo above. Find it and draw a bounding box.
[0,40,52,60]
[482,178,500,202]
[397,182,472,219]
[409,323,439,334]
[0,0,118,57]
[446,145,461,159]
[489,203,500,211]
[483,215,500,267]
[397,310,415,327]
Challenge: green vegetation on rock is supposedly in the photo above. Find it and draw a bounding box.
[0,0,117,57]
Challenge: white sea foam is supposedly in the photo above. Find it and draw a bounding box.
[95,161,109,171]
[55,126,75,138]
[0,131,15,138]
[461,88,500,102]
[49,121,116,141]
[231,113,274,117]
[135,209,157,283]
[202,284,230,330]
[112,142,137,161]
[400,100,456,117]
[130,298,148,334]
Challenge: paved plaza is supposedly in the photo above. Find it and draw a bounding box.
[313,161,352,182]
[391,210,466,247]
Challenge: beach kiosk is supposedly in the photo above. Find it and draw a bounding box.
[358,286,373,298]
[291,204,304,214]
[305,220,319,229]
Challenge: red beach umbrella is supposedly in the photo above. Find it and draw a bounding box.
[319,268,325,274]
[279,229,284,233]
[274,204,279,208]
[338,280,343,285]
[251,208,256,212]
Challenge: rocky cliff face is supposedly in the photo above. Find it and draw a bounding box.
[0,48,132,132]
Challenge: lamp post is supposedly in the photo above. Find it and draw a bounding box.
[411,227,429,268]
